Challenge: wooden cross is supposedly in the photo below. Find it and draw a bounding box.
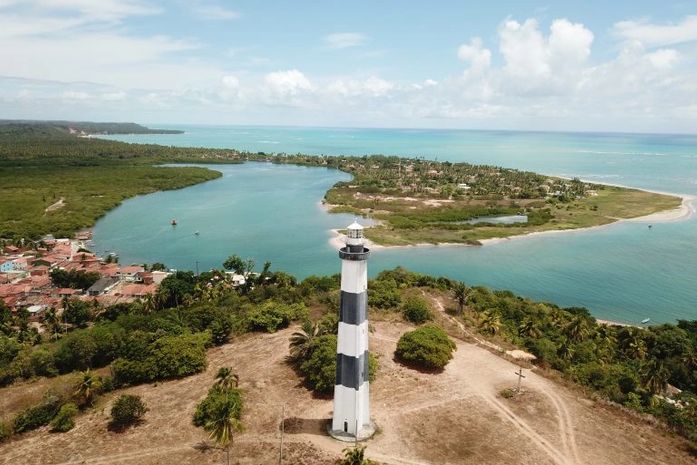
[514,368,526,393]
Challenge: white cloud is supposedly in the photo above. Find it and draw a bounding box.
[325,32,368,49]
[326,76,394,97]
[194,5,240,21]
[61,90,90,100]
[457,37,491,71]
[264,69,312,96]
[646,48,680,69]
[614,16,697,47]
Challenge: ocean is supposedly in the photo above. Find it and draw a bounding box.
[93,126,697,324]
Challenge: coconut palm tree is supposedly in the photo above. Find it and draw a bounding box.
[204,397,243,465]
[619,328,648,360]
[478,310,501,336]
[288,320,320,361]
[452,281,469,315]
[564,316,590,343]
[214,367,239,390]
[74,369,102,406]
[641,359,670,395]
[518,318,541,339]
[557,339,575,362]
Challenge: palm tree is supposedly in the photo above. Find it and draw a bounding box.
[288,320,320,361]
[205,397,243,465]
[214,367,239,390]
[478,310,501,336]
[641,359,670,395]
[557,339,575,362]
[74,369,102,406]
[336,445,374,465]
[619,328,648,360]
[43,307,62,340]
[518,318,541,339]
[564,316,590,343]
[452,281,469,314]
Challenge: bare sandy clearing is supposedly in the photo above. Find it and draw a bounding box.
[0,323,694,465]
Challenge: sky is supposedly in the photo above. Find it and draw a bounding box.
[1,0,697,133]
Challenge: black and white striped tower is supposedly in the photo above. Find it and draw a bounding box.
[330,221,374,441]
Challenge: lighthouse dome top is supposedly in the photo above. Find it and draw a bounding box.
[347,221,364,231]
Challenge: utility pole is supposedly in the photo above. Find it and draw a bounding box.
[195,260,199,277]
[514,367,526,393]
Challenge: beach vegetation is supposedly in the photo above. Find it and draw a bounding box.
[395,325,456,371]
[110,395,147,430]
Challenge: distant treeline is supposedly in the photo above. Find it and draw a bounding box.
[0,120,183,135]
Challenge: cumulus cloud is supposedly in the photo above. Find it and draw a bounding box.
[614,16,697,47]
[325,32,368,49]
[457,37,491,71]
[264,69,313,96]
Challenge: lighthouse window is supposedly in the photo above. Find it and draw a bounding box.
[348,228,362,239]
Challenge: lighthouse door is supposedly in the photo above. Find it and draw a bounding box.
[344,420,348,433]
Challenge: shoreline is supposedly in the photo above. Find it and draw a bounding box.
[327,191,696,251]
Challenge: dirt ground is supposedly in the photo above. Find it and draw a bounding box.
[1,320,695,465]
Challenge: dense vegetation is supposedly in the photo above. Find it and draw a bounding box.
[0,122,679,243]
[0,120,183,135]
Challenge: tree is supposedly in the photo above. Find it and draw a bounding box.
[565,316,591,343]
[214,367,239,391]
[63,299,92,327]
[336,445,375,465]
[194,387,244,465]
[452,281,469,314]
[478,310,501,336]
[518,318,541,339]
[223,255,255,277]
[642,360,670,395]
[74,369,102,407]
[289,320,321,362]
[110,395,147,429]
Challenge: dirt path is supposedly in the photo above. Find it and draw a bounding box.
[1,320,694,465]
[44,197,65,213]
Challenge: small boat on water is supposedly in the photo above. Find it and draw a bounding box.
[194,231,200,236]
[171,219,177,226]
[641,318,651,324]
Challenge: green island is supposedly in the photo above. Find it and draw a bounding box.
[0,121,681,244]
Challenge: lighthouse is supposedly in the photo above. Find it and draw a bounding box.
[330,221,374,441]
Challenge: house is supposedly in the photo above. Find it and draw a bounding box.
[3,245,19,254]
[119,265,145,282]
[115,283,157,298]
[0,260,14,272]
[457,183,471,190]
[53,288,81,298]
[29,265,49,277]
[86,277,119,296]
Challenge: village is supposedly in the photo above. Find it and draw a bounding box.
[0,232,169,322]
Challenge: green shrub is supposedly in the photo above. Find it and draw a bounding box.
[50,402,78,432]
[192,386,243,427]
[246,302,307,333]
[395,325,456,371]
[13,394,62,433]
[112,332,209,386]
[401,297,432,324]
[110,395,147,429]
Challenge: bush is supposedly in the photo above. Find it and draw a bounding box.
[50,402,78,432]
[192,386,243,427]
[401,297,432,324]
[112,332,209,386]
[395,325,456,371]
[13,394,62,433]
[246,302,307,333]
[110,395,147,429]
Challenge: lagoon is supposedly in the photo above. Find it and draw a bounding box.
[94,127,697,324]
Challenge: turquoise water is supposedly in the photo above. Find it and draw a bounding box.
[94,127,697,323]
